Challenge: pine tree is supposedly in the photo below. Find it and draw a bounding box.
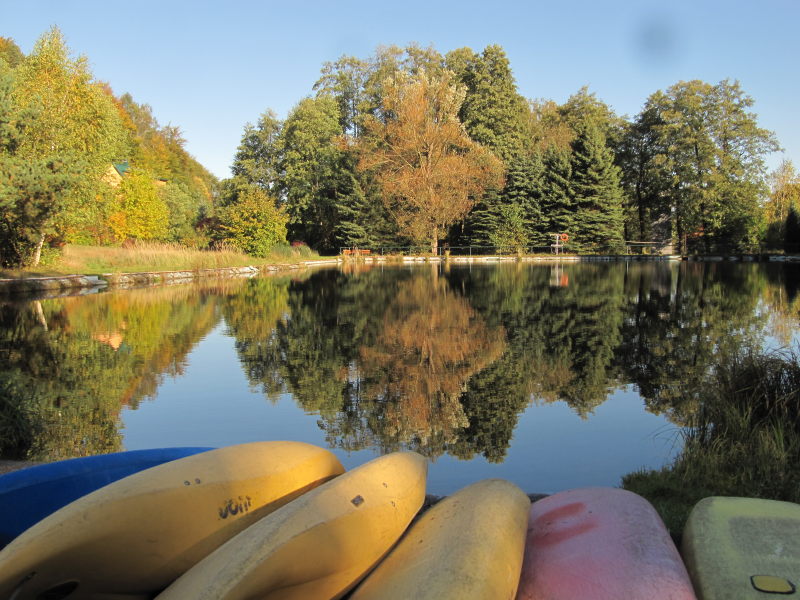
[785,207,800,254]
[569,122,625,252]
[539,145,574,243]
[448,45,529,163]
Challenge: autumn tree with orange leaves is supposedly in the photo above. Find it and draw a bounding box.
[358,70,504,253]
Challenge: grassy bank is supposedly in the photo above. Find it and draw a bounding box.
[0,242,322,278]
[623,347,800,541]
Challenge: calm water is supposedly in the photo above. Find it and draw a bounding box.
[2,261,798,494]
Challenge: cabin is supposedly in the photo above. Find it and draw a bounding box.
[102,161,131,188]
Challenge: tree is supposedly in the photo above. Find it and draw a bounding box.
[314,56,369,136]
[618,105,671,242]
[0,37,24,68]
[766,160,800,224]
[785,207,800,254]
[0,62,76,267]
[446,45,529,163]
[11,27,131,261]
[278,96,349,249]
[645,80,779,253]
[109,170,169,242]
[231,110,282,190]
[358,70,504,253]
[216,186,287,257]
[159,181,209,245]
[569,122,626,252]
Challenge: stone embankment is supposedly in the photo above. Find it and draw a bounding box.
[2,254,797,299]
[0,260,340,298]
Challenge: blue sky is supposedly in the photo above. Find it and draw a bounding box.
[2,0,798,180]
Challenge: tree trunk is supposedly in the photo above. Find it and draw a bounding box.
[430,226,439,255]
[31,233,45,267]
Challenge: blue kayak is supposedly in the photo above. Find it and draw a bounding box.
[0,447,213,547]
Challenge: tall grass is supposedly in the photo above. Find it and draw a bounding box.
[2,241,320,277]
[623,346,800,539]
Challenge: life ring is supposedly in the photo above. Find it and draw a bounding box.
[560,233,569,242]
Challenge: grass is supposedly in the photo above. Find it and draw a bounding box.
[623,346,800,542]
[0,241,322,278]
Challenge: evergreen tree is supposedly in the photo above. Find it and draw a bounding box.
[447,45,529,163]
[539,145,574,242]
[569,122,626,252]
[785,207,800,255]
[446,45,528,248]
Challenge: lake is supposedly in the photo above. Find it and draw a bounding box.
[1,260,798,495]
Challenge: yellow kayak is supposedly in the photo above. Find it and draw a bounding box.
[682,496,800,599]
[156,451,428,600]
[350,479,530,600]
[0,441,344,600]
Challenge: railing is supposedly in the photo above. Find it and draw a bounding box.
[339,243,669,256]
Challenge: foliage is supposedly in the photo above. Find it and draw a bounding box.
[216,186,288,257]
[110,169,169,242]
[0,37,24,68]
[159,181,209,246]
[12,28,131,252]
[0,63,78,267]
[785,206,800,254]
[639,79,779,253]
[358,70,504,253]
[569,121,625,252]
[446,45,529,163]
[231,110,282,191]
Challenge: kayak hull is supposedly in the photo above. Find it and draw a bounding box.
[156,451,428,600]
[516,487,696,600]
[0,441,344,600]
[682,496,800,599]
[350,478,530,600]
[0,447,212,547]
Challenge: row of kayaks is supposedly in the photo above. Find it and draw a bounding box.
[0,442,797,599]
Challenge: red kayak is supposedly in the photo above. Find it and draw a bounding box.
[516,487,696,600]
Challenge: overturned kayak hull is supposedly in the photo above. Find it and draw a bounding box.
[682,496,800,599]
[0,446,213,547]
[156,451,428,600]
[350,478,530,600]
[516,487,696,600]
[0,441,344,600]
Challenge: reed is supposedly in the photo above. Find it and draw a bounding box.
[1,242,320,277]
[623,346,800,540]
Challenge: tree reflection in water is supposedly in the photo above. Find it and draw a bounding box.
[1,261,797,466]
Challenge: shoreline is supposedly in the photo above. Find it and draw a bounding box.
[0,253,797,299]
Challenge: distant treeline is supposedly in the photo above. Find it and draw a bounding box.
[0,29,216,267]
[3,32,800,267]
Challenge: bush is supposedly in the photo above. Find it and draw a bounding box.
[216,187,288,257]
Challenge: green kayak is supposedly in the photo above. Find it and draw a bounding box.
[682,496,799,599]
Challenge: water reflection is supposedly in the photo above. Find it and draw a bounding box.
[1,262,798,468]
[0,280,245,459]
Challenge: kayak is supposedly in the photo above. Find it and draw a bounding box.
[350,478,530,600]
[516,487,696,599]
[0,446,213,547]
[682,496,800,599]
[0,441,344,600]
[156,451,428,600]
